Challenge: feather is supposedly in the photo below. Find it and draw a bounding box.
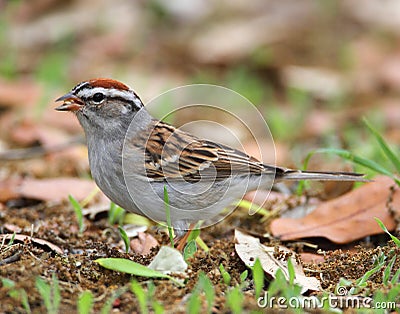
[130,120,366,183]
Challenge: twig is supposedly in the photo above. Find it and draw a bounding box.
[0,250,22,266]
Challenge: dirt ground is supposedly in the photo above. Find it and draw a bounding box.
[0,197,398,313]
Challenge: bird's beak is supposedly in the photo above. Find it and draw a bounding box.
[55,93,84,112]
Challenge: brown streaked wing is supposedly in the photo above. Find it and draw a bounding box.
[133,120,270,182]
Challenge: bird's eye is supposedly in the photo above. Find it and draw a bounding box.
[92,92,105,103]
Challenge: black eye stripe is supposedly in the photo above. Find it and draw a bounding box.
[78,94,139,110]
[108,97,138,110]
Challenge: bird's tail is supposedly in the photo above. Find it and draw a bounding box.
[276,169,368,182]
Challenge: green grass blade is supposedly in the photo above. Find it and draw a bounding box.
[152,301,164,314]
[95,258,184,286]
[68,195,84,233]
[147,281,165,314]
[364,118,400,173]
[236,199,270,216]
[311,148,392,176]
[35,277,52,313]
[225,286,243,314]
[109,202,125,225]
[186,227,200,243]
[187,289,201,314]
[387,284,400,302]
[287,258,295,285]
[163,185,174,247]
[96,258,169,278]
[77,291,94,314]
[51,274,61,313]
[391,267,400,284]
[219,264,231,285]
[297,147,400,195]
[356,259,385,287]
[195,236,209,252]
[183,240,197,261]
[240,270,248,283]
[1,278,15,288]
[375,218,400,247]
[198,272,215,314]
[252,258,264,300]
[7,232,16,246]
[131,280,148,314]
[19,289,31,314]
[118,226,130,253]
[383,256,396,286]
[100,287,128,314]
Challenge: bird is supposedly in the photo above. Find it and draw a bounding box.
[55,78,365,244]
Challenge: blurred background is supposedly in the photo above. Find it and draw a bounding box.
[1,0,399,181]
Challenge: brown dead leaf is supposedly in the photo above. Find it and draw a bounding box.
[9,120,41,146]
[382,99,400,133]
[380,55,400,90]
[0,79,41,108]
[130,232,159,256]
[189,2,316,63]
[270,176,399,243]
[243,140,289,166]
[82,204,109,219]
[299,253,326,264]
[0,234,63,255]
[10,120,71,148]
[283,66,346,100]
[0,178,22,203]
[244,190,287,211]
[235,230,321,293]
[3,224,22,233]
[0,177,101,203]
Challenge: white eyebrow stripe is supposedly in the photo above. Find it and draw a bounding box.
[72,81,89,93]
[77,87,143,108]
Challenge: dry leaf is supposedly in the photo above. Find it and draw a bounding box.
[0,177,101,203]
[124,226,148,238]
[380,56,400,90]
[130,232,158,256]
[189,2,316,63]
[3,224,22,233]
[270,176,399,243]
[299,253,326,264]
[82,204,110,219]
[0,79,41,108]
[283,66,347,100]
[234,230,321,293]
[148,246,187,275]
[0,234,63,255]
[244,191,286,210]
[11,121,71,148]
[243,140,287,165]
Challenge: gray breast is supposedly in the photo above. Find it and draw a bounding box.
[87,137,142,215]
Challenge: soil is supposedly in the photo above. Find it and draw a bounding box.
[0,198,398,313]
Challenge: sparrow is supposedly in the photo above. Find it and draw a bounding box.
[55,78,365,236]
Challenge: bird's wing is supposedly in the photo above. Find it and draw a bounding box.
[131,120,277,182]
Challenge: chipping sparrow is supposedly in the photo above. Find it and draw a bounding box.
[55,78,364,233]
